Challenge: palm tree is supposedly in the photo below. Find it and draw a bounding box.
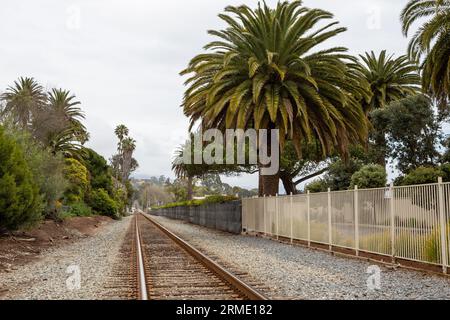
[172,144,195,200]
[115,124,129,152]
[355,51,421,113]
[354,51,421,165]
[47,88,87,140]
[401,0,450,111]
[0,77,46,128]
[181,1,368,196]
[48,127,86,159]
[121,137,137,182]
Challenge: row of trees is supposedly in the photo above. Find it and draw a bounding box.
[173,0,450,196]
[133,174,257,209]
[0,77,137,231]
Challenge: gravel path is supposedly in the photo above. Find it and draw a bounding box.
[151,216,450,300]
[0,216,132,300]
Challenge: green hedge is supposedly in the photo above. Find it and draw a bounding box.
[152,195,238,210]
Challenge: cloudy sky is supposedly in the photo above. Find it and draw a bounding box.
[0,0,412,189]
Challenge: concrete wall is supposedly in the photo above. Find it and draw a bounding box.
[150,201,242,234]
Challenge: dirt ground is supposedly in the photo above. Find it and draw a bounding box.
[0,216,114,275]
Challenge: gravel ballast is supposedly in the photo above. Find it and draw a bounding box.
[151,216,450,300]
[0,216,132,300]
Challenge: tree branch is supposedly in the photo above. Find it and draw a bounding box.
[294,167,329,186]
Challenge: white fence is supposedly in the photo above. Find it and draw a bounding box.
[242,179,450,273]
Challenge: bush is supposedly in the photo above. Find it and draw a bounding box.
[424,223,450,263]
[63,158,89,203]
[89,188,118,218]
[400,166,442,186]
[83,149,113,194]
[152,195,238,210]
[350,164,387,189]
[203,195,238,205]
[305,179,328,193]
[0,126,43,231]
[10,129,67,218]
[65,202,92,217]
[5,127,68,219]
[439,163,450,182]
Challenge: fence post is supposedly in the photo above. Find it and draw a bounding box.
[290,193,293,244]
[438,177,448,274]
[328,188,332,251]
[242,198,246,234]
[307,190,311,247]
[276,194,279,240]
[263,195,267,237]
[390,182,395,262]
[354,185,359,256]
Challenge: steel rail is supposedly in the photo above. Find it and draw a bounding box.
[135,215,148,300]
[140,212,268,300]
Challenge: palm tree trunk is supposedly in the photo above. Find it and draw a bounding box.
[187,176,193,200]
[258,133,280,196]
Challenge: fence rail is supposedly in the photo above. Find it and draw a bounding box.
[242,179,450,273]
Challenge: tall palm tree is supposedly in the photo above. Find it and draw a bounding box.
[172,144,195,200]
[0,77,46,128]
[121,137,136,182]
[181,1,369,196]
[355,51,421,114]
[47,88,87,140]
[114,124,129,154]
[354,51,421,166]
[401,0,450,111]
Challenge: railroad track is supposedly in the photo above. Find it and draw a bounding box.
[129,213,268,300]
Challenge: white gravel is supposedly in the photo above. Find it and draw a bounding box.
[151,216,450,300]
[0,216,132,300]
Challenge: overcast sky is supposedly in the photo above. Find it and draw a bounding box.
[0,0,413,189]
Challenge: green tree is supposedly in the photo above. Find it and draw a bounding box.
[181,1,368,196]
[83,148,113,194]
[0,77,46,129]
[10,128,67,218]
[370,95,441,174]
[355,51,421,166]
[63,158,89,203]
[401,0,450,112]
[279,140,330,194]
[325,157,364,191]
[400,166,443,186]
[0,126,42,231]
[350,164,387,189]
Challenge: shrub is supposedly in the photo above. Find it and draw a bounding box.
[89,188,118,218]
[65,202,92,217]
[63,158,89,203]
[350,164,387,189]
[203,195,238,205]
[424,223,450,263]
[0,126,43,231]
[305,179,328,193]
[152,195,238,210]
[6,127,68,219]
[400,166,442,186]
[439,163,450,182]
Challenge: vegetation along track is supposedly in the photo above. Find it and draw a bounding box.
[127,213,268,300]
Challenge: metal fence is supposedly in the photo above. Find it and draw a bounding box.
[242,179,450,273]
